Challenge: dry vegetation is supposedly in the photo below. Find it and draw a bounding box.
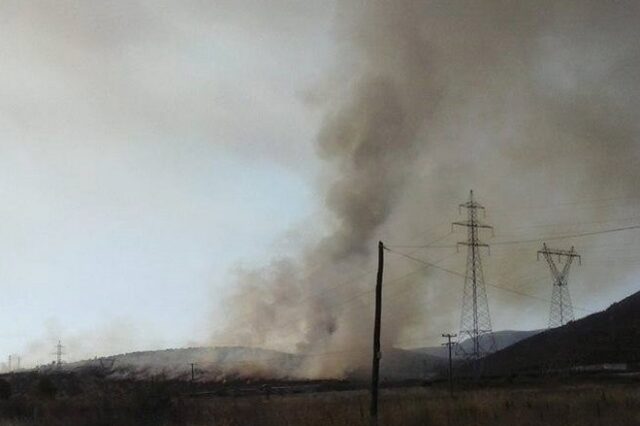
[0,375,638,426]
[177,384,640,426]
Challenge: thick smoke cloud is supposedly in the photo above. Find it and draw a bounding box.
[218,0,640,378]
[217,1,438,377]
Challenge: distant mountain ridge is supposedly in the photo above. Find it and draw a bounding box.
[70,346,302,380]
[68,345,448,381]
[60,286,640,380]
[411,329,542,359]
[62,328,537,381]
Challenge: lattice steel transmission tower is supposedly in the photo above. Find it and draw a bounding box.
[453,190,496,359]
[55,340,64,368]
[537,243,581,328]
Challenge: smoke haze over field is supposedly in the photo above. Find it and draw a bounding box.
[217,0,640,378]
[0,1,639,372]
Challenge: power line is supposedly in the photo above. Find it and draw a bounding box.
[384,248,595,314]
[217,243,458,355]
[218,248,461,363]
[487,195,640,215]
[504,215,640,231]
[297,251,458,319]
[491,224,640,246]
[226,230,458,335]
[231,223,637,332]
[384,231,454,249]
[387,223,640,249]
[269,243,561,343]
[223,222,637,361]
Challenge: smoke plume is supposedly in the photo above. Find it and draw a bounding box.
[216,0,640,378]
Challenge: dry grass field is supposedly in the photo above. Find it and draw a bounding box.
[177,384,640,426]
[0,376,638,426]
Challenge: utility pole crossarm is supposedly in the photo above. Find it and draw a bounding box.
[452,221,493,230]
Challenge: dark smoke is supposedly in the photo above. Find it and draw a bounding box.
[215,0,640,378]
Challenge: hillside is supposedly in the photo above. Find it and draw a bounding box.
[68,346,302,380]
[377,348,447,380]
[66,345,446,381]
[481,289,640,375]
[413,330,541,359]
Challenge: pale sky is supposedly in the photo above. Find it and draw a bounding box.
[0,1,335,366]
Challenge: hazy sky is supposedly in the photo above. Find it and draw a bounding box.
[0,1,336,366]
[1,1,639,368]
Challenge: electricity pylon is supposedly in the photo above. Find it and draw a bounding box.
[55,340,64,367]
[453,190,496,359]
[537,243,581,328]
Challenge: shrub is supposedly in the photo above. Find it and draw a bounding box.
[0,379,11,400]
[36,377,57,399]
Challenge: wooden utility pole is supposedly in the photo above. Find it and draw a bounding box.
[190,363,196,382]
[442,333,457,396]
[370,241,384,426]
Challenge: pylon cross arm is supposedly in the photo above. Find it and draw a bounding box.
[537,247,581,261]
[459,201,485,209]
[452,221,493,230]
